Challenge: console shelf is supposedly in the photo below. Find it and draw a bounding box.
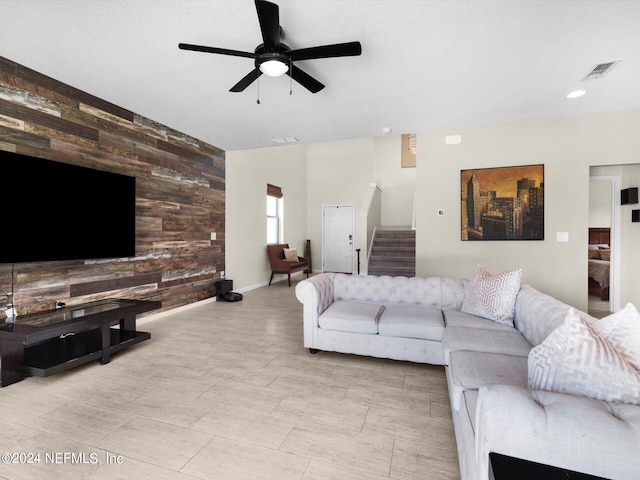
[0,298,160,386]
[20,328,151,377]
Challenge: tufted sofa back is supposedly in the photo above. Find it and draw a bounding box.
[332,273,466,310]
[513,285,595,346]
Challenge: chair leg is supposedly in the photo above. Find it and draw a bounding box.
[269,272,275,285]
[288,273,291,287]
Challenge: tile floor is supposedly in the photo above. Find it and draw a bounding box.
[588,294,611,319]
[0,277,460,480]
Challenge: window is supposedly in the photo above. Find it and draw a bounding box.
[267,184,283,244]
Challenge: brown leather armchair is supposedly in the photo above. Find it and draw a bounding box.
[266,244,310,287]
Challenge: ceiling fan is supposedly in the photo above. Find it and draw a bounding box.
[178,0,362,94]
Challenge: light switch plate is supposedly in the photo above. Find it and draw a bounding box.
[556,232,569,242]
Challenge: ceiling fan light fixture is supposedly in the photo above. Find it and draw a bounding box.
[256,51,290,77]
[179,0,361,94]
[259,59,289,77]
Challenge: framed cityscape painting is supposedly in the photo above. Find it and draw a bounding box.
[461,164,544,241]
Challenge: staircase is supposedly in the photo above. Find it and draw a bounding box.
[367,228,416,277]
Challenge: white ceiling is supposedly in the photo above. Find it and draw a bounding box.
[2,0,639,152]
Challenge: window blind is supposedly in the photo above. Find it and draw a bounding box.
[267,183,283,198]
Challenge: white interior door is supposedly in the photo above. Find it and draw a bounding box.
[322,205,354,273]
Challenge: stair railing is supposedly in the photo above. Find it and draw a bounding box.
[411,188,417,230]
[358,183,382,275]
[366,225,378,273]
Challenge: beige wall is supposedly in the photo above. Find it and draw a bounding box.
[306,138,376,273]
[373,135,416,226]
[227,136,405,283]
[226,144,307,289]
[589,179,612,228]
[416,109,640,310]
[227,109,640,310]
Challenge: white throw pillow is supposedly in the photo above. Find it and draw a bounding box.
[528,308,640,405]
[592,303,640,371]
[460,265,522,326]
[283,248,298,262]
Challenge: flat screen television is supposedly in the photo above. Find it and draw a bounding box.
[1,150,136,264]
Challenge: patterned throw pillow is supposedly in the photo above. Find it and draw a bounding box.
[528,308,640,405]
[460,265,522,326]
[592,303,640,371]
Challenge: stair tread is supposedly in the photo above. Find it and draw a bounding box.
[370,249,415,253]
[370,256,415,260]
[369,267,415,270]
[368,228,416,277]
[374,238,415,242]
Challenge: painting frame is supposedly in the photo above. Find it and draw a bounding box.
[461,164,544,241]
[401,133,416,168]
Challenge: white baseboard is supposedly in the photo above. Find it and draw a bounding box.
[138,276,302,325]
[235,280,269,293]
[137,296,217,325]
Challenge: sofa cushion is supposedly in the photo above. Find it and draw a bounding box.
[443,310,518,332]
[449,351,528,411]
[592,303,640,371]
[461,265,522,326]
[528,308,640,405]
[378,305,444,341]
[442,327,532,365]
[318,300,382,334]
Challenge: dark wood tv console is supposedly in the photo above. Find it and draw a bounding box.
[0,298,160,387]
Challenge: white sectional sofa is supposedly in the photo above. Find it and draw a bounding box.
[295,272,640,480]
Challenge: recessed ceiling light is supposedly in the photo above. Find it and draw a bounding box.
[566,90,586,99]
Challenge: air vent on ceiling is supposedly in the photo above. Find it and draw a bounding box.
[272,137,299,144]
[582,60,620,80]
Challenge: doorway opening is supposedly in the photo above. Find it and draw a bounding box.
[588,175,621,317]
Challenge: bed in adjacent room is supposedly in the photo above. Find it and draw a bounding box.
[588,227,611,301]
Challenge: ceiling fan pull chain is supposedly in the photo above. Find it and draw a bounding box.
[257,76,261,105]
[289,59,293,95]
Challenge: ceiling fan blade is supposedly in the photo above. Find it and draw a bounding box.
[229,68,262,92]
[179,43,254,59]
[289,41,362,61]
[287,65,324,94]
[255,0,280,50]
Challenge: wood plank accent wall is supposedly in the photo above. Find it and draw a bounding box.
[0,56,225,318]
